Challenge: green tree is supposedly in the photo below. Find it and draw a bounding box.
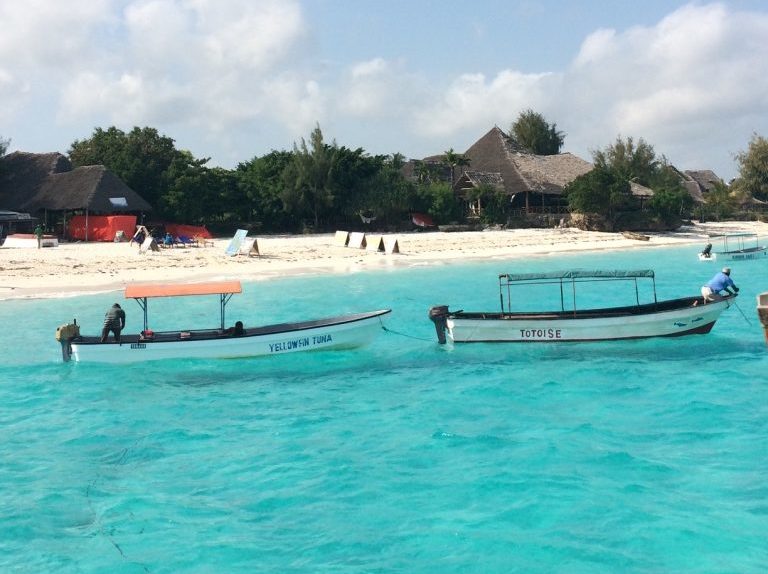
[414,182,461,224]
[734,133,768,201]
[236,150,294,231]
[702,180,736,220]
[441,148,470,187]
[646,163,693,221]
[68,126,181,210]
[160,154,233,226]
[367,153,418,226]
[563,165,631,223]
[467,184,509,224]
[511,109,565,155]
[281,124,336,230]
[592,136,658,186]
[327,146,385,227]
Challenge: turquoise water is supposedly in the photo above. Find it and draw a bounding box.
[1,244,767,573]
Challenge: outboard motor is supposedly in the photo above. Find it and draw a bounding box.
[55,319,80,362]
[428,305,450,344]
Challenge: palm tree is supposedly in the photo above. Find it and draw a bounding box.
[442,148,471,187]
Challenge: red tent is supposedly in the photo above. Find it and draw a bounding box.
[68,215,137,241]
[164,223,212,239]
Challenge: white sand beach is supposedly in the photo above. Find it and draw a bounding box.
[1,221,766,300]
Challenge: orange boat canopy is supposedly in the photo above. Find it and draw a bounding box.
[125,281,242,299]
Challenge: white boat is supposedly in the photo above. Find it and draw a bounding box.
[428,270,735,344]
[56,281,391,363]
[709,233,767,261]
[698,242,716,261]
[758,292,768,346]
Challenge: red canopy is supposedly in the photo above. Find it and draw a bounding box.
[164,223,212,239]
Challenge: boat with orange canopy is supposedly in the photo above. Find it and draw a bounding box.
[56,281,390,363]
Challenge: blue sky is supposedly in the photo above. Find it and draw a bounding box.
[1,1,767,180]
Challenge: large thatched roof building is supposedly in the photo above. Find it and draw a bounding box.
[0,151,152,215]
[456,126,655,211]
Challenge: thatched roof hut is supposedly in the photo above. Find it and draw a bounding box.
[0,151,151,214]
[459,127,658,208]
[29,165,152,213]
[0,152,72,211]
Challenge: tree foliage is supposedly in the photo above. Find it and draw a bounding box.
[236,150,294,231]
[68,126,184,211]
[281,124,337,230]
[646,162,693,221]
[734,133,768,201]
[702,180,736,220]
[563,165,631,221]
[511,109,564,155]
[441,148,470,186]
[592,136,658,186]
[0,135,9,157]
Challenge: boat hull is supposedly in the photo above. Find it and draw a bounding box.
[444,298,731,343]
[714,248,767,261]
[65,310,390,363]
[758,292,768,346]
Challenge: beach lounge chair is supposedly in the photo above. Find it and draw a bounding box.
[177,235,198,247]
[194,235,215,247]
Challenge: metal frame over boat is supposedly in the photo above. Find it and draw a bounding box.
[428,270,734,344]
[56,281,391,363]
[709,233,767,261]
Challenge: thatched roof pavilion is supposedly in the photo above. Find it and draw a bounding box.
[0,151,151,214]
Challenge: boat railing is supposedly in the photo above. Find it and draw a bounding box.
[497,270,658,315]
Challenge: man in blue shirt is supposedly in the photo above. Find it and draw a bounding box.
[701,267,739,303]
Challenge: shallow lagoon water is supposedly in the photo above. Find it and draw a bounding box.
[1,244,767,573]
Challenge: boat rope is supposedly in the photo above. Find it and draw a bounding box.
[381,325,433,342]
[732,299,752,326]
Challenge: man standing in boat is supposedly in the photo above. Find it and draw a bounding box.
[100,303,126,343]
[701,267,739,303]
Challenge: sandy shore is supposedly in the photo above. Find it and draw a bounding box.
[1,221,766,300]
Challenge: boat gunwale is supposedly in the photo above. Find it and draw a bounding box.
[71,309,392,346]
[449,295,731,321]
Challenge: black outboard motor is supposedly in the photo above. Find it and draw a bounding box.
[55,319,80,362]
[428,305,450,344]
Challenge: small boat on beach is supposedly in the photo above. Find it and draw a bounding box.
[621,231,650,241]
[758,292,768,345]
[428,270,735,344]
[56,281,391,363]
[708,233,767,262]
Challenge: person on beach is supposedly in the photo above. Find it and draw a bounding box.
[34,224,44,248]
[100,303,126,343]
[701,267,739,303]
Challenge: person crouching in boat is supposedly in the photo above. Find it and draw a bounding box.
[222,321,245,336]
[701,267,739,303]
[700,243,713,258]
[100,303,126,342]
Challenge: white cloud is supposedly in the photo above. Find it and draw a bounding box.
[3,1,768,179]
[408,3,768,178]
[413,70,554,137]
[337,58,407,117]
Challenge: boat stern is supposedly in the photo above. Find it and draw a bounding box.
[428,305,450,344]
